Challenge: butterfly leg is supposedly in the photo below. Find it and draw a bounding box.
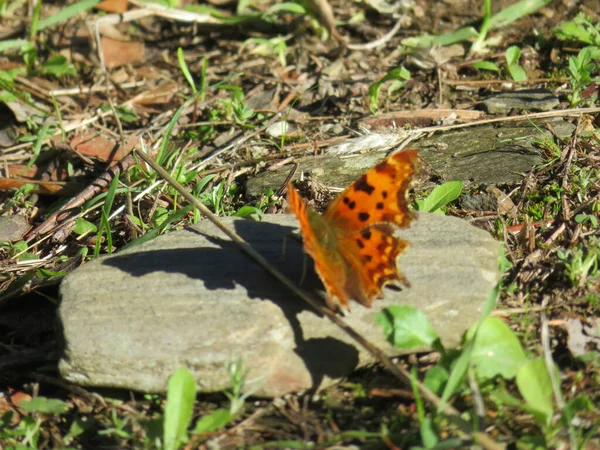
[278,232,303,262]
[298,253,311,286]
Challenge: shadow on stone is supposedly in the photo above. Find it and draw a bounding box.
[103,217,360,388]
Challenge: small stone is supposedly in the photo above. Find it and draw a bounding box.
[482,89,559,114]
[266,121,300,139]
[0,215,29,242]
[59,213,501,397]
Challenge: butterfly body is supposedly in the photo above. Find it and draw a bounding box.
[287,150,419,311]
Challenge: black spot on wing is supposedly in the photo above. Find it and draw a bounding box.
[362,230,372,240]
[354,175,375,195]
[358,212,370,222]
[375,160,389,171]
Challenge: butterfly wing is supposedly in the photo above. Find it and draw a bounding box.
[287,183,352,310]
[324,150,419,307]
[287,150,419,310]
[336,223,411,307]
[323,150,419,232]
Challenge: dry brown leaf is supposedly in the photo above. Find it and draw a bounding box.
[100,37,145,68]
[70,134,139,164]
[360,109,485,130]
[131,80,178,107]
[0,390,32,426]
[96,0,129,13]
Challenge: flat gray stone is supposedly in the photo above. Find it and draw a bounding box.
[59,213,501,397]
[481,89,559,114]
[0,215,29,242]
[246,119,575,198]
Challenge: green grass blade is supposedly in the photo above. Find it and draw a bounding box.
[177,47,197,95]
[38,0,101,31]
[156,103,185,166]
[0,39,29,52]
[29,0,42,41]
[103,171,121,216]
[489,0,551,29]
[26,123,51,170]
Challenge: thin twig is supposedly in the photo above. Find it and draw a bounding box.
[345,15,404,51]
[50,80,146,97]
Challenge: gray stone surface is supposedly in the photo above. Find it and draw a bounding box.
[246,119,575,198]
[0,215,29,242]
[481,89,559,114]
[59,213,501,397]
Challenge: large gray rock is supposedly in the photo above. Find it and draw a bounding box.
[59,213,501,397]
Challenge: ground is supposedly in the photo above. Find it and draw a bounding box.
[0,0,599,448]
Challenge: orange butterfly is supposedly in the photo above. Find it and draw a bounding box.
[287,150,420,312]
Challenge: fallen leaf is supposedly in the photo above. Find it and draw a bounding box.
[0,177,81,195]
[360,109,485,130]
[131,80,178,107]
[70,134,139,164]
[100,37,145,68]
[0,389,32,426]
[96,0,129,13]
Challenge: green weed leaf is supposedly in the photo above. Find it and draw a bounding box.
[20,397,69,414]
[0,39,29,52]
[469,316,526,381]
[164,368,197,450]
[516,358,557,427]
[423,366,449,395]
[266,2,306,14]
[505,46,521,66]
[36,268,67,278]
[234,205,263,218]
[438,340,473,413]
[40,55,76,77]
[417,181,463,213]
[473,61,501,72]
[377,305,439,349]
[368,67,410,114]
[489,0,551,29]
[177,47,197,95]
[193,408,232,434]
[420,417,438,448]
[74,217,97,235]
[508,64,527,81]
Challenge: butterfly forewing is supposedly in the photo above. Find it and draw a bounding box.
[324,150,419,233]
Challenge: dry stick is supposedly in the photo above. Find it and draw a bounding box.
[50,80,146,97]
[418,106,600,135]
[93,17,132,218]
[442,77,570,86]
[133,148,502,450]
